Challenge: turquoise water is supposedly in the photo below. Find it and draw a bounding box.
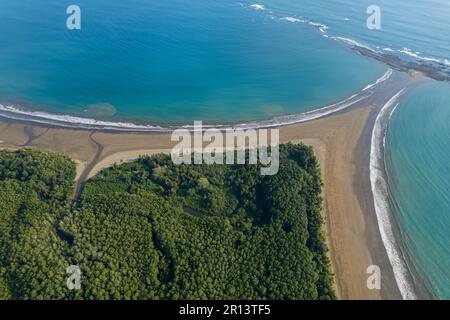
[0,0,449,299]
[265,0,450,65]
[0,0,387,123]
[386,82,450,299]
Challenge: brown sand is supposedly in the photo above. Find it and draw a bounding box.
[0,106,386,299]
[280,108,381,299]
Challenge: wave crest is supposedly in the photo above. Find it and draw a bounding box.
[370,89,418,300]
[0,69,393,131]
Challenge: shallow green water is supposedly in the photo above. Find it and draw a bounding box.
[386,82,450,299]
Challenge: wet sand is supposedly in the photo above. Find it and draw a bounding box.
[1,69,429,300]
[0,105,398,300]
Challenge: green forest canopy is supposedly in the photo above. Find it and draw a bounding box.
[0,145,335,300]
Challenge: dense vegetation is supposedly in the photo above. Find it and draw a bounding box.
[0,145,335,300]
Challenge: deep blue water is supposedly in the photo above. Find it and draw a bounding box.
[264,0,450,65]
[0,0,387,123]
[0,0,449,299]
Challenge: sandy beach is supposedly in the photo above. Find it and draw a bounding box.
[0,103,400,300]
[1,68,429,300]
[3,0,450,301]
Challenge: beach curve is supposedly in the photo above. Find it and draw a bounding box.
[369,89,418,300]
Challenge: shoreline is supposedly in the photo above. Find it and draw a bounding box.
[0,1,446,299]
[369,89,418,299]
[1,107,374,299]
[0,69,431,300]
[0,69,392,133]
[384,160,437,300]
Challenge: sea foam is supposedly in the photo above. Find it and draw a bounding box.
[399,48,450,67]
[279,16,328,33]
[362,69,393,91]
[250,4,266,11]
[248,3,450,74]
[370,89,418,300]
[0,69,393,132]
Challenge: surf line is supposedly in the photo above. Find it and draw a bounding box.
[0,69,393,132]
[370,89,418,300]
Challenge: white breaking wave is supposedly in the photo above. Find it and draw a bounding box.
[370,89,418,300]
[333,36,373,51]
[280,16,303,23]
[362,69,393,91]
[280,16,329,33]
[248,4,450,71]
[399,47,450,67]
[253,7,364,50]
[168,68,393,130]
[0,69,393,132]
[400,47,423,59]
[250,4,266,11]
[309,21,328,30]
[250,4,330,34]
[0,104,165,131]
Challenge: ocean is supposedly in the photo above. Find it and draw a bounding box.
[385,82,450,299]
[0,0,449,299]
[0,0,386,123]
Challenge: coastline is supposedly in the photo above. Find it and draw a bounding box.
[369,89,418,300]
[0,69,424,299]
[382,94,438,300]
[0,69,392,132]
[1,106,376,299]
[280,107,386,299]
[0,1,447,301]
